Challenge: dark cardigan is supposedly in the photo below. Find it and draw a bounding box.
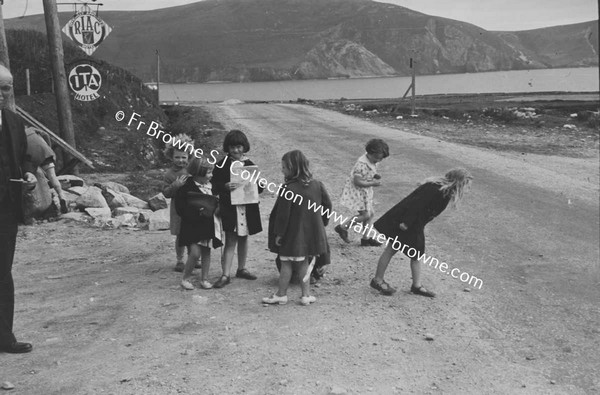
[1,109,35,224]
[268,179,330,257]
[374,182,451,257]
[211,155,263,235]
[174,178,223,248]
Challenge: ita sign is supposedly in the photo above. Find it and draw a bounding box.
[62,6,112,55]
[69,64,102,101]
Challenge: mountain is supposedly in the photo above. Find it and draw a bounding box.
[5,0,599,83]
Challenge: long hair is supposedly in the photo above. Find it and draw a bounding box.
[281,150,312,184]
[424,168,472,207]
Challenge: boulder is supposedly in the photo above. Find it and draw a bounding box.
[22,168,54,222]
[112,206,140,216]
[146,208,170,231]
[75,186,109,210]
[94,181,130,194]
[119,192,150,210]
[84,207,111,219]
[148,193,168,211]
[57,174,85,189]
[101,188,128,210]
[114,213,138,227]
[67,186,88,196]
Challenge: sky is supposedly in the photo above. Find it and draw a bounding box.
[2,0,598,31]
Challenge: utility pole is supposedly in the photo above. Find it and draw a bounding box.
[0,1,16,111]
[410,57,416,116]
[42,0,77,170]
[156,49,160,103]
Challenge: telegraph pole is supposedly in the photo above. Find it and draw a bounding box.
[156,49,160,103]
[0,1,16,111]
[42,0,77,168]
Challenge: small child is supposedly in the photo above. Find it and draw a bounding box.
[263,150,331,306]
[174,157,222,290]
[162,134,194,272]
[370,168,473,297]
[335,139,389,246]
[211,130,263,288]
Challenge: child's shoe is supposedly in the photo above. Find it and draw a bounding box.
[199,280,213,289]
[262,294,288,305]
[334,225,350,243]
[370,278,396,295]
[181,279,194,290]
[300,295,317,306]
[174,262,184,272]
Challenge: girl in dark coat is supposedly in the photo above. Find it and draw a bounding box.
[371,168,472,297]
[211,130,263,288]
[175,157,222,290]
[263,150,331,306]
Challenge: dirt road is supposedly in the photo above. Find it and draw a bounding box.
[3,103,599,394]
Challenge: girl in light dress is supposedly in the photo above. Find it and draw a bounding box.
[335,139,389,246]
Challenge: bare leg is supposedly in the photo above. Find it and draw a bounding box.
[277,261,293,297]
[200,246,211,281]
[361,210,375,241]
[175,235,185,263]
[410,258,421,288]
[184,244,200,280]
[343,210,370,231]
[297,259,310,297]
[236,235,248,271]
[374,243,397,282]
[221,231,237,277]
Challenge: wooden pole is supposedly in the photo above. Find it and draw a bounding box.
[410,58,416,116]
[25,68,31,95]
[42,0,77,171]
[0,2,16,111]
[156,49,160,103]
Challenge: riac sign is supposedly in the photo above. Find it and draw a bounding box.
[62,6,112,55]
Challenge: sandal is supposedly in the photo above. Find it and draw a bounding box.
[213,275,230,289]
[411,285,436,298]
[370,278,396,296]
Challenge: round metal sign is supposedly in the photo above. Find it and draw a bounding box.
[69,64,102,101]
[62,7,112,55]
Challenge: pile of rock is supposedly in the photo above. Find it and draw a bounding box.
[58,175,170,230]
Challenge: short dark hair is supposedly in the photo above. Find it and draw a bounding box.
[187,157,213,177]
[365,139,389,158]
[223,129,250,153]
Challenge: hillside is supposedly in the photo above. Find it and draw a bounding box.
[5,0,598,83]
[495,21,599,68]
[7,29,167,172]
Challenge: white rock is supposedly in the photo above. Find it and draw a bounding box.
[112,206,140,216]
[75,186,108,209]
[67,186,88,196]
[114,213,138,227]
[95,181,130,194]
[1,381,15,390]
[60,212,91,222]
[118,192,150,210]
[563,124,577,129]
[146,208,170,231]
[57,174,85,188]
[85,207,111,219]
[329,385,348,395]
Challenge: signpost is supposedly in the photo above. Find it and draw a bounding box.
[68,63,102,101]
[62,4,111,55]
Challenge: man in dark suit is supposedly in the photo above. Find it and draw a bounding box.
[0,64,37,353]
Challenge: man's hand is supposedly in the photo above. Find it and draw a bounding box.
[23,172,37,190]
[275,236,283,246]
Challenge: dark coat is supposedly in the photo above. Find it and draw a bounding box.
[374,182,450,257]
[268,179,330,257]
[211,155,262,235]
[174,178,223,248]
[1,109,35,225]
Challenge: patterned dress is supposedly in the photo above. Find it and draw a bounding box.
[339,154,378,213]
